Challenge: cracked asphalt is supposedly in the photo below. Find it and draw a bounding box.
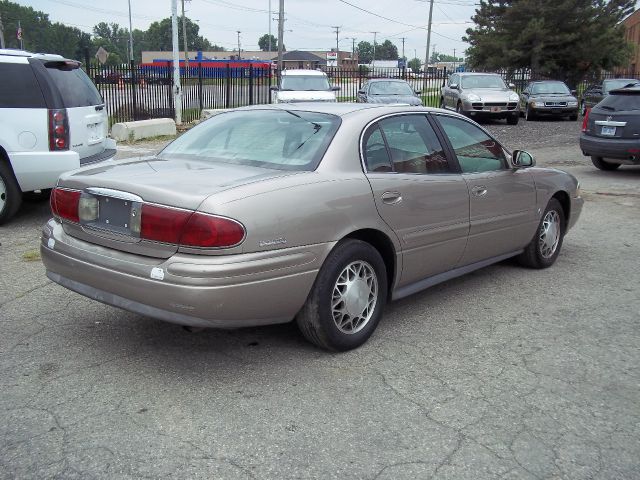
[1,118,639,479]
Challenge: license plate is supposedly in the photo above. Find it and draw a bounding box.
[87,123,104,145]
[491,106,501,113]
[601,126,616,136]
[97,197,133,230]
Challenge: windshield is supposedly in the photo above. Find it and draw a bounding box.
[369,81,414,95]
[280,75,331,91]
[159,110,340,171]
[461,75,506,89]
[603,79,639,94]
[531,82,570,95]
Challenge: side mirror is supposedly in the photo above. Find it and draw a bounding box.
[270,86,279,91]
[450,83,459,90]
[331,85,341,91]
[358,89,365,95]
[512,150,535,168]
[571,89,577,95]
[508,83,516,89]
[415,90,422,95]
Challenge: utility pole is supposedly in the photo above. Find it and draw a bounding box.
[181,0,190,70]
[453,48,456,71]
[371,31,378,69]
[0,11,5,49]
[127,0,134,62]
[400,37,405,60]
[277,0,284,74]
[332,26,340,67]
[424,0,434,73]
[171,0,182,125]
[237,30,241,60]
[268,0,272,52]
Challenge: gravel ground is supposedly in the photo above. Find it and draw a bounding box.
[1,116,639,479]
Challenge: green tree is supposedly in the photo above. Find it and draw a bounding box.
[357,41,373,64]
[145,17,216,52]
[464,0,635,85]
[377,40,399,60]
[408,57,422,73]
[430,52,463,63]
[258,33,279,51]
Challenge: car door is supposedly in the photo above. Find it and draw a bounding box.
[434,113,537,265]
[358,81,369,103]
[362,113,469,289]
[520,84,532,111]
[447,74,460,109]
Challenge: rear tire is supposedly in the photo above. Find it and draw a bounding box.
[591,156,621,171]
[518,198,565,269]
[0,160,22,225]
[296,239,387,351]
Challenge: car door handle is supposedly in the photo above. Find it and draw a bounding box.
[471,185,488,197]
[381,191,402,205]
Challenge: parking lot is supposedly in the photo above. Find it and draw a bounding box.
[1,118,639,479]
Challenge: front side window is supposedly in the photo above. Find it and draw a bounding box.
[436,115,507,173]
[160,110,340,171]
[369,115,450,174]
[449,74,459,87]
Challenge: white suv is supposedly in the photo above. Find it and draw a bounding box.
[0,49,116,224]
[270,69,340,103]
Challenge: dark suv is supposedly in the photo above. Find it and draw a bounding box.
[579,85,640,170]
[580,78,639,116]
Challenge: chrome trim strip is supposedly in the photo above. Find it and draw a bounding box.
[595,120,627,127]
[86,187,144,202]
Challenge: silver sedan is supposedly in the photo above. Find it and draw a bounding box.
[41,104,583,351]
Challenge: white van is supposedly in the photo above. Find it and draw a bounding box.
[0,49,116,224]
[271,69,340,103]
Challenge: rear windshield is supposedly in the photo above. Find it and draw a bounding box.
[281,75,330,91]
[0,63,46,108]
[159,110,341,171]
[599,92,640,111]
[45,63,103,107]
[603,79,639,94]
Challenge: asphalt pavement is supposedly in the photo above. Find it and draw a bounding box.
[1,117,639,479]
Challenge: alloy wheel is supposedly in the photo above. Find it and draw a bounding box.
[331,260,378,334]
[0,176,6,214]
[539,210,561,258]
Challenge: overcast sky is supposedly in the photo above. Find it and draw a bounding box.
[19,0,476,61]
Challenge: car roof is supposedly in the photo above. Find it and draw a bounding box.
[281,69,327,76]
[457,72,501,76]
[368,78,410,83]
[236,102,435,117]
[530,80,567,84]
[0,49,70,62]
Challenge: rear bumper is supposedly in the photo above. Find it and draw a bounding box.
[579,134,640,163]
[8,150,80,192]
[80,147,116,166]
[40,219,330,328]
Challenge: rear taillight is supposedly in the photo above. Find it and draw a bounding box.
[581,108,590,132]
[140,204,245,248]
[49,109,69,151]
[50,188,81,223]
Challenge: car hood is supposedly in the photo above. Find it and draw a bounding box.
[367,95,422,106]
[57,156,300,210]
[277,90,336,102]
[461,88,515,102]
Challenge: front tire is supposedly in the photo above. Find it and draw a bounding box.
[296,239,387,351]
[525,104,535,121]
[518,198,565,269]
[456,101,468,117]
[0,160,22,225]
[591,156,621,171]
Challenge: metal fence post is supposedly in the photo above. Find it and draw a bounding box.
[249,66,254,106]
[225,63,231,109]
[130,60,138,120]
[198,62,203,113]
[268,67,273,104]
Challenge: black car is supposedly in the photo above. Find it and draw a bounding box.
[580,78,639,116]
[579,86,640,170]
[519,80,578,121]
[357,79,422,106]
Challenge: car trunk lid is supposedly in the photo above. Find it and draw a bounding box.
[57,156,295,258]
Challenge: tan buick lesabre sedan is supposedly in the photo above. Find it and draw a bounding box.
[41,104,583,351]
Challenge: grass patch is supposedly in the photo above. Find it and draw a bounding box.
[22,250,41,262]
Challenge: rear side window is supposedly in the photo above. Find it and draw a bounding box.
[45,64,103,107]
[0,63,46,108]
[599,93,640,111]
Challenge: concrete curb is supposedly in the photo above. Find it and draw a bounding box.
[111,118,177,141]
